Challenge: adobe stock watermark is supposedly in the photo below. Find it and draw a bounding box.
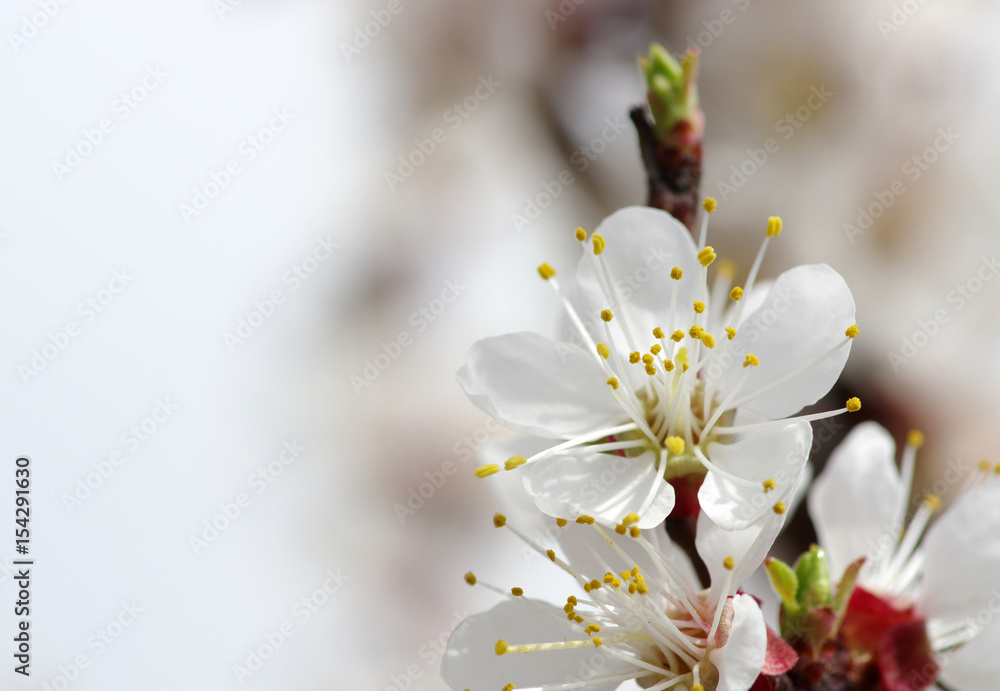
[384,76,500,191]
[383,609,469,691]
[18,268,134,385]
[41,601,144,691]
[189,440,305,556]
[887,254,999,371]
[683,0,751,53]
[350,278,467,394]
[7,0,74,53]
[232,568,349,684]
[878,0,932,39]
[178,107,294,224]
[213,0,247,20]
[844,127,959,243]
[223,234,340,352]
[510,115,630,233]
[62,397,180,513]
[393,417,503,524]
[51,65,167,182]
[713,84,832,202]
[339,0,412,61]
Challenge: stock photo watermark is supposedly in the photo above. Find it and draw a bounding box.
[878,0,932,39]
[384,610,469,691]
[350,277,467,394]
[713,84,832,201]
[7,0,74,53]
[845,127,960,243]
[51,65,167,182]
[683,0,751,53]
[340,0,412,61]
[385,76,500,191]
[178,107,294,223]
[18,268,134,385]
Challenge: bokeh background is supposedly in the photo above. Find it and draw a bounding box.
[1,0,999,689]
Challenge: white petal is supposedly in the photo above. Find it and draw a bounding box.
[522,449,674,529]
[697,510,784,603]
[699,421,812,530]
[919,480,1000,630]
[709,593,768,691]
[939,617,1000,691]
[576,206,700,343]
[458,331,625,439]
[716,264,856,419]
[441,599,632,691]
[807,422,902,580]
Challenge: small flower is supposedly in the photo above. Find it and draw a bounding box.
[459,206,858,530]
[807,422,1000,690]
[442,509,794,691]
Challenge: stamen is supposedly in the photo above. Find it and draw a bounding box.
[464,571,476,586]
[494,513,507,527]
[712,400,861,435]
[505,455,527,470]
[729,286,743,301]
[537,263,556,280]
[475,464,500,478]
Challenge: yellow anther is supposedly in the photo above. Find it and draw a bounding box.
[556,518,567,527]
[464,571,477,586]
[629,351,641,364]
[642,353,654,365]
[631,566,640,577]
[697,246,716,266]
[693,301,706,314]
[907,430,925,449]
[743,354,759,368]
[665,436,685,455]
[537,263,556,280]
[628,582,636,594]
[645,364,657,376]
[505,455,527,471]
[583,583,592,593]
[703,197,717,213]
[493,513,507,528]
[650,343,662,355]
[701,333,716,349]
[689,325,704,338]
[615,524,626,535]
[670,266,683,280]
[723,555,735,570]
[596,343,610,359]
[584,624,600,636]
[763,478,776,492]
[725,327,737,341]
[773,502,787,515]
[730,286,744,301]
[653,327,665,339]
[606,377,619,390]
[567,596,577,605]
[682,364,689,372]
[475,464,500,478]
[593,637,603,647]
[979,459,992,472]
[994,464,1000,474]
[589,579,602,590]
[504,685,515,691]
[612,579,621,588]
[592,234,606,255]
[601,309,614,322]
[846,397,862,412]
[546,549,556,562]
[635,582,649,594]
[603,572,615,584]
[495,640,509,655]
[846,324,860,339]
[670,330,685,342]
[576,515,595,525]
[563,603,574,615]
[693,685,705,691]
[511,587,524,596]
[629,526,641,538]
[766,216,782,237]
[622,512,641,526]
[574,615,584,623]
[663,360,675,372]
[620,570,631,581]
[575,227,587,242]
[924,494,942,512]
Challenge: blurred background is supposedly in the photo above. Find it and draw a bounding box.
[1,0,999,689]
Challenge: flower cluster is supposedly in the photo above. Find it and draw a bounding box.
[442,164,997,691]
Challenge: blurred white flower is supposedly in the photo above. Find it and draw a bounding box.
[808,422,1000,691]
[459,206,858,531]
[442,508,794,691]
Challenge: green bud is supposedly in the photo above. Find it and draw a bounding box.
[794,544,832,610]
[639,43,701,139]
[764,557,800,615]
